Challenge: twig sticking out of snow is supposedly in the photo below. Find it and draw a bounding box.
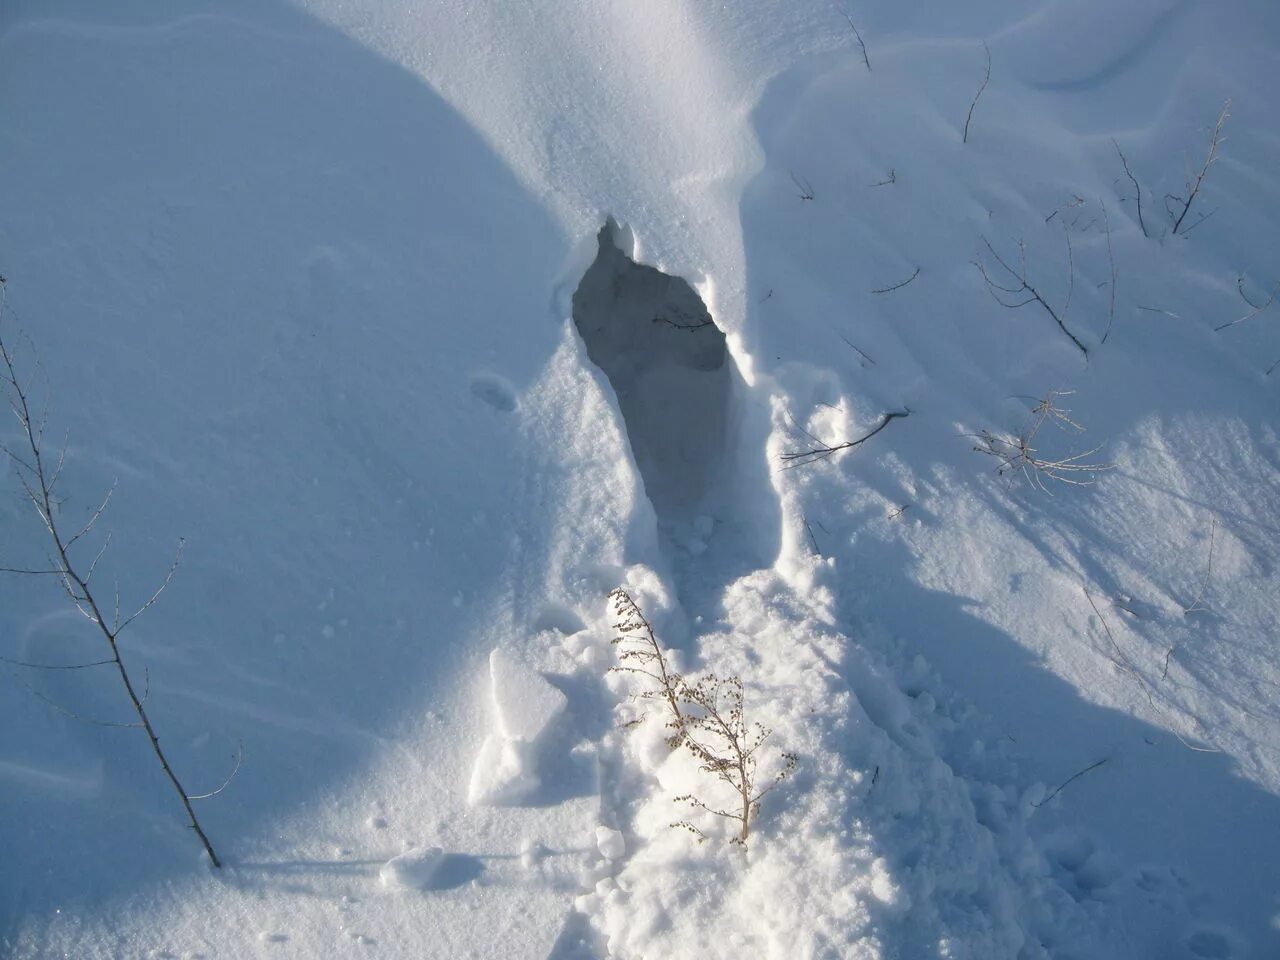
[1167,100,1230,236]
[1031,757,1110,807]
[974,234,1089,358]
[871,267,920,295]
[1112,139,1149,238]
[0,285,234,867]
[781,409,911,468]
[609,589,796,844]
[1215,277,1278,332]
[844,14,871,71]
[962,41,991,144]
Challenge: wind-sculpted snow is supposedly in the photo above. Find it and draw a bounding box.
[2,0,1279,958]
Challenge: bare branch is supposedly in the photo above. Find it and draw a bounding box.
[844,13,870,71]
[188,740,246,801]
[789,172,815,201]
[1182,516,1217,615]
[1112,139,1149,238]
[1169,100,1230,235]
[836,333,876,366]
[1100,200,1118,345]
[781,409,910,468]
[0,655,114,670]
[1031,757,1110,807]
[870,267,920,294]
[0,303,226,867]
[974,236,1089,357]
[1215,279,1277,332]
[117,538,184,633]
[962,41,991,144]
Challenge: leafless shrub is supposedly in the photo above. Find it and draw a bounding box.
[0,281,236,867]
[974,233,1089,358]
[609,588,796,845]
[1167,100,1230,236]
[970,390,1112,491]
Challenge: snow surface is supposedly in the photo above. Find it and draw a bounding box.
[1,0,1278,958]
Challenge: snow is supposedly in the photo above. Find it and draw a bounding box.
[379,846,447,891]
[2,0,1278,958]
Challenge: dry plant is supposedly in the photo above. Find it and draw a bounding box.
[0,281,237,867]
[971,390,1112,492]
[609,588,796,845]
[1167,100,1230,236]
[974,233,1089,358]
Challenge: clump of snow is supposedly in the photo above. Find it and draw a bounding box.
[487,647,566,742]
[379,846,447,891]
[467,648,566,805]
[595,826,626,860]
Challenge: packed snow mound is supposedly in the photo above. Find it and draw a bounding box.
[488,648,567,743]
[468,649,567,806]
[2,0,1279,958]
[380,846,447,891]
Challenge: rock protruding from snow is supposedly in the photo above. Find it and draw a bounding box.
[467,648,567,806]
[380,846,447,890]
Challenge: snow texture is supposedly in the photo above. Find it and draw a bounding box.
[1,0,1278,958]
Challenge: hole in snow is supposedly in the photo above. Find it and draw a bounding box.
[571,219,729,522]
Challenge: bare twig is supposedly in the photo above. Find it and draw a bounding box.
[790,172,815,201]
[0,295,226,867]
[1082,587,1219,753]
[187,740,246,801]
[803,515,822,556]
[1112,139,1149,238]
[0,655,114,670]
[1182,516,1217,615]
[974,235,1089,357]
[871,267,920,295]
[845,14,870,71]
[781,409,910,468]
[1101,201,1118,344]
[962,41,991,144]
[1168,100,1230,236]
[870,169,896,188]
[837,333,876,366]
[1215,278,1277,332]
[652,305,715,332]
[1031,757,1109,807]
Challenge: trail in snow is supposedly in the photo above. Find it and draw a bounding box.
[2,0,1278,958]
